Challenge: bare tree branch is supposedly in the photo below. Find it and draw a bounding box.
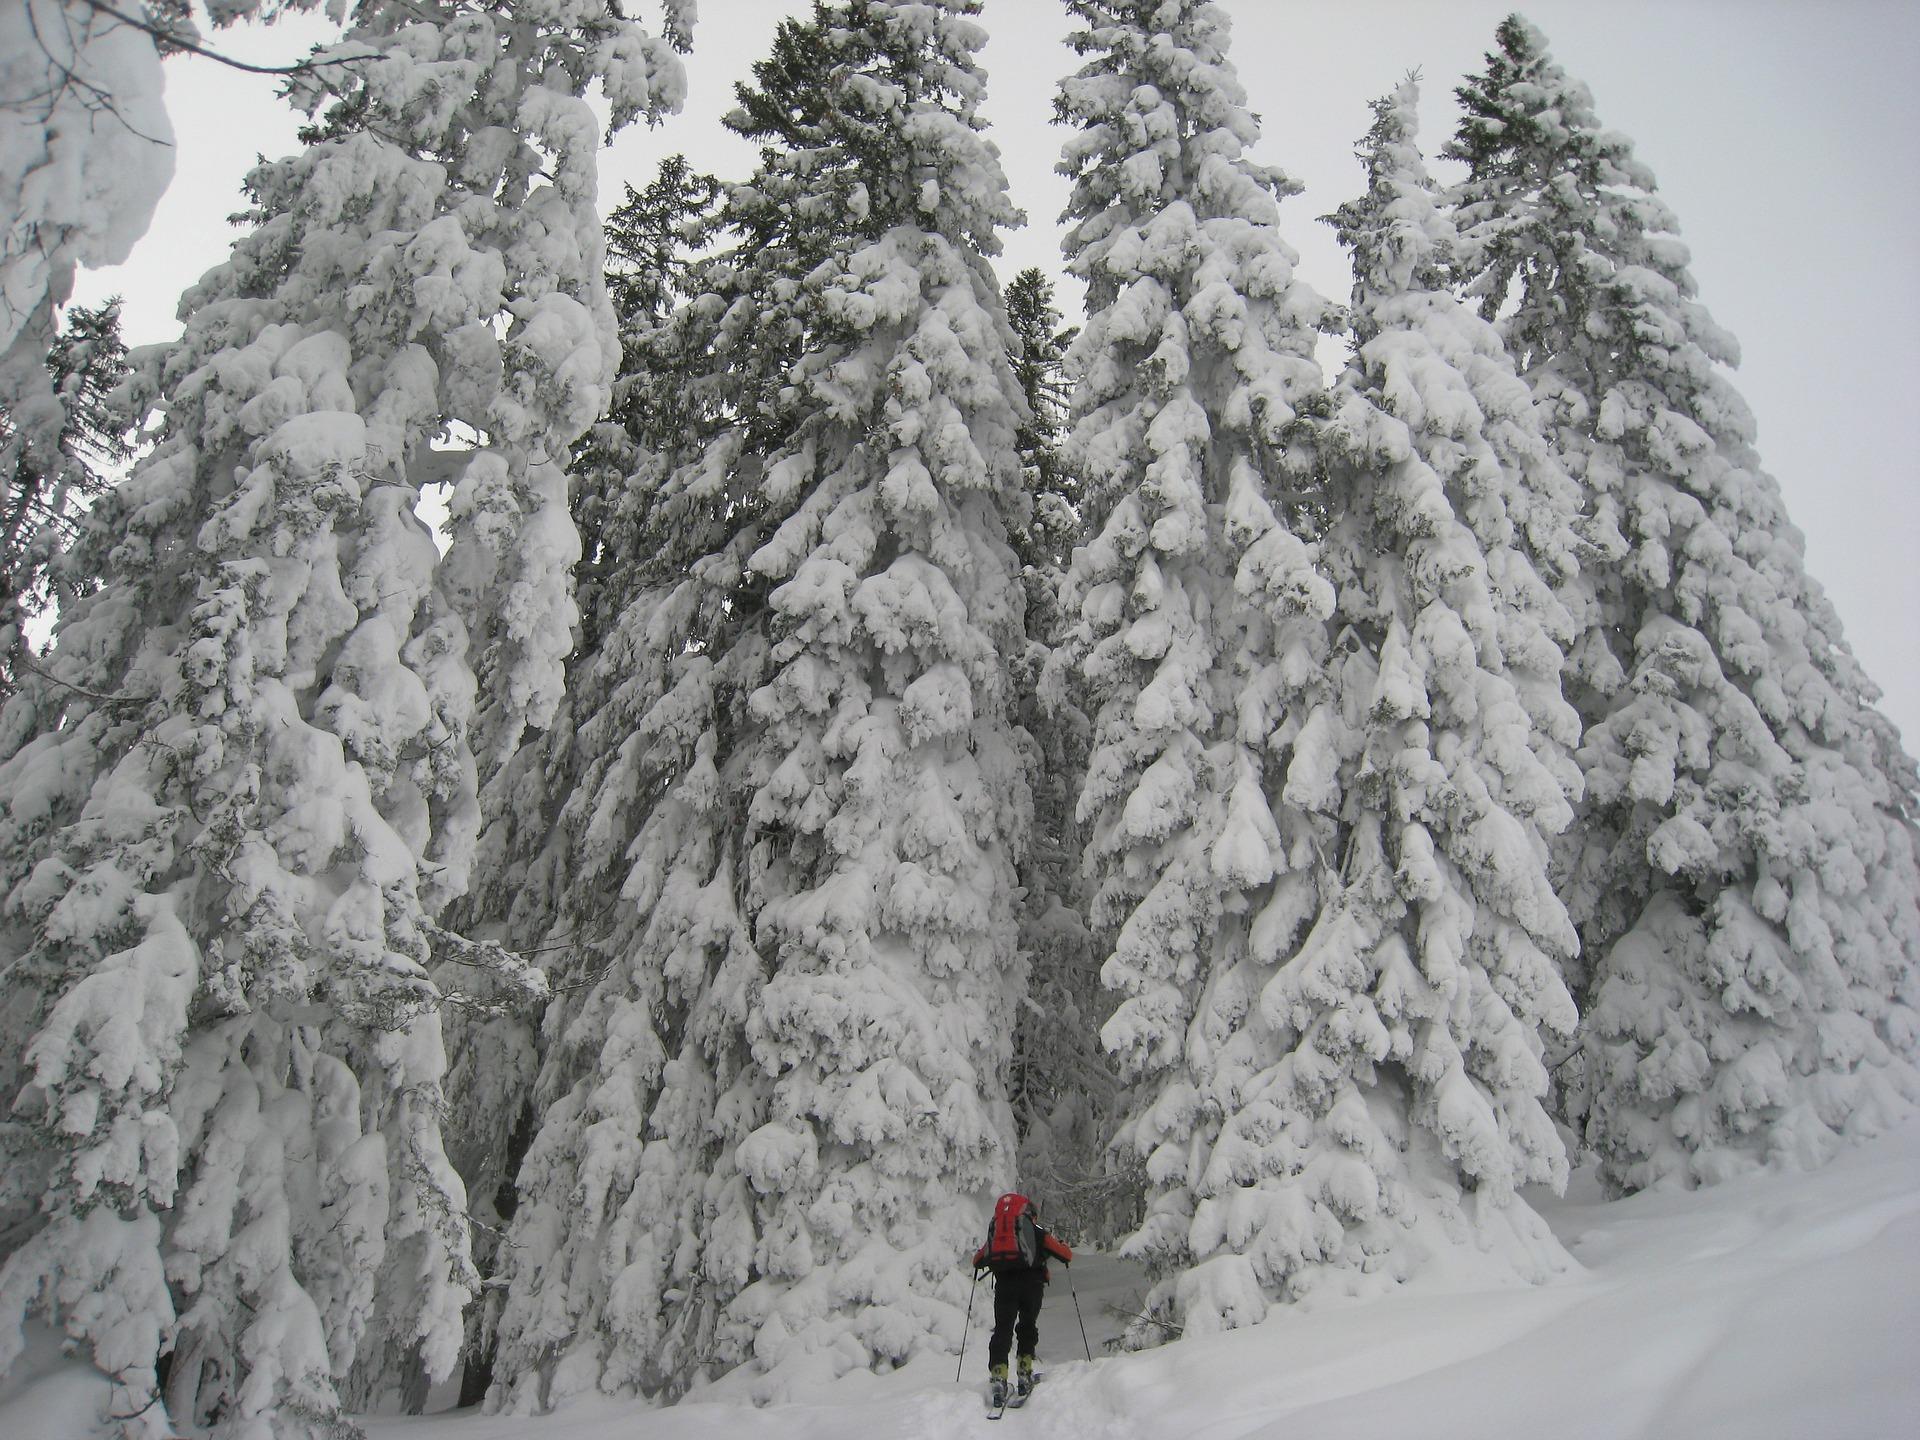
[73,0,371,79]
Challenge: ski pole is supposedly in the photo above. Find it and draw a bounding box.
[1067,1264,1092,1362]
[956,1268,981,1382]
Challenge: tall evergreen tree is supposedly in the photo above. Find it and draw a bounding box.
[437,152,725,1410]
[1053,0,1340,1336]
[997,267,1119,1241]
[1259,72,1591,1309]
[489,0,1035,1402]
[1004,267,1079,572]
[1447,15,1920,1193]
[477,149,751,1411]
[697,0,1036,1384]
[0,4,692,1433]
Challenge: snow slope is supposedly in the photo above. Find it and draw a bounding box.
[6,1120,1917,1437]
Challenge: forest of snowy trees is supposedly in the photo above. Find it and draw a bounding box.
[0,2,1914,1435]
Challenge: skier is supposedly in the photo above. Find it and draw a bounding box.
[971,1192,1074,1409]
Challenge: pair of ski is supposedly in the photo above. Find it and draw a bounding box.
[986,1371,1040,1419]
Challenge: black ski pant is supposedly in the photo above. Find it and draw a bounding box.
[986,1267,1046,1371]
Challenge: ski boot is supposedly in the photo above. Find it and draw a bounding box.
[988,1363,1008,1411]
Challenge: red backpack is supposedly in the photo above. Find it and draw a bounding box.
[980,1192,1040,1270]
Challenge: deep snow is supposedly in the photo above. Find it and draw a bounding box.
[5,1119,1916,1438]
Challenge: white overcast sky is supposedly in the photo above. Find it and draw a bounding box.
[75,0,1920,748]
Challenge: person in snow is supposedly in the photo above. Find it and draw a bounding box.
[972,1193,1074,1405]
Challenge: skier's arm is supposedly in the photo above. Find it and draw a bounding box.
[1043,1232,1073,1265]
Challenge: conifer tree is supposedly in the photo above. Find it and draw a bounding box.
[699,0,1035,1386]
[1004,267,1079,572]
[996,267,1119,1238]
[478,150,756,1410]
[438,153,725,1410]
[482,71,848,1411]
[1447,15,1920,1193]
[0,4,692,1433]
[1252,73,1590,1310]
[1053,0,1338,1335]
[491,0,1035,1400]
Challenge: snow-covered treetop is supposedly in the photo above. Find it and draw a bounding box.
[1444,14,1911,762]
[1444,13,1742,409]
[724,0,1018,260]
[1325,68,1585,627]
[1052,0,1329,551]
[1327,76,1459,341]
[1057,0,1299,293]
[671,0,1022,519]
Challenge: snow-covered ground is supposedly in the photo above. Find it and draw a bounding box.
[7,1120,1918,1439]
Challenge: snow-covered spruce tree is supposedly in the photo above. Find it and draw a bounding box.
[435,155,725,1412]
[483,562,758,1412]
[999,268,1122,1242]
[492,1,1038,1402]
[1053,0,1351,1336]
[476,154,754,1412]
[1447,15,1920,1192]
[1227,73,1592,1312]
[483,93,836,1416]
[0,3,691,1433]
[681,0,1034,1391]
